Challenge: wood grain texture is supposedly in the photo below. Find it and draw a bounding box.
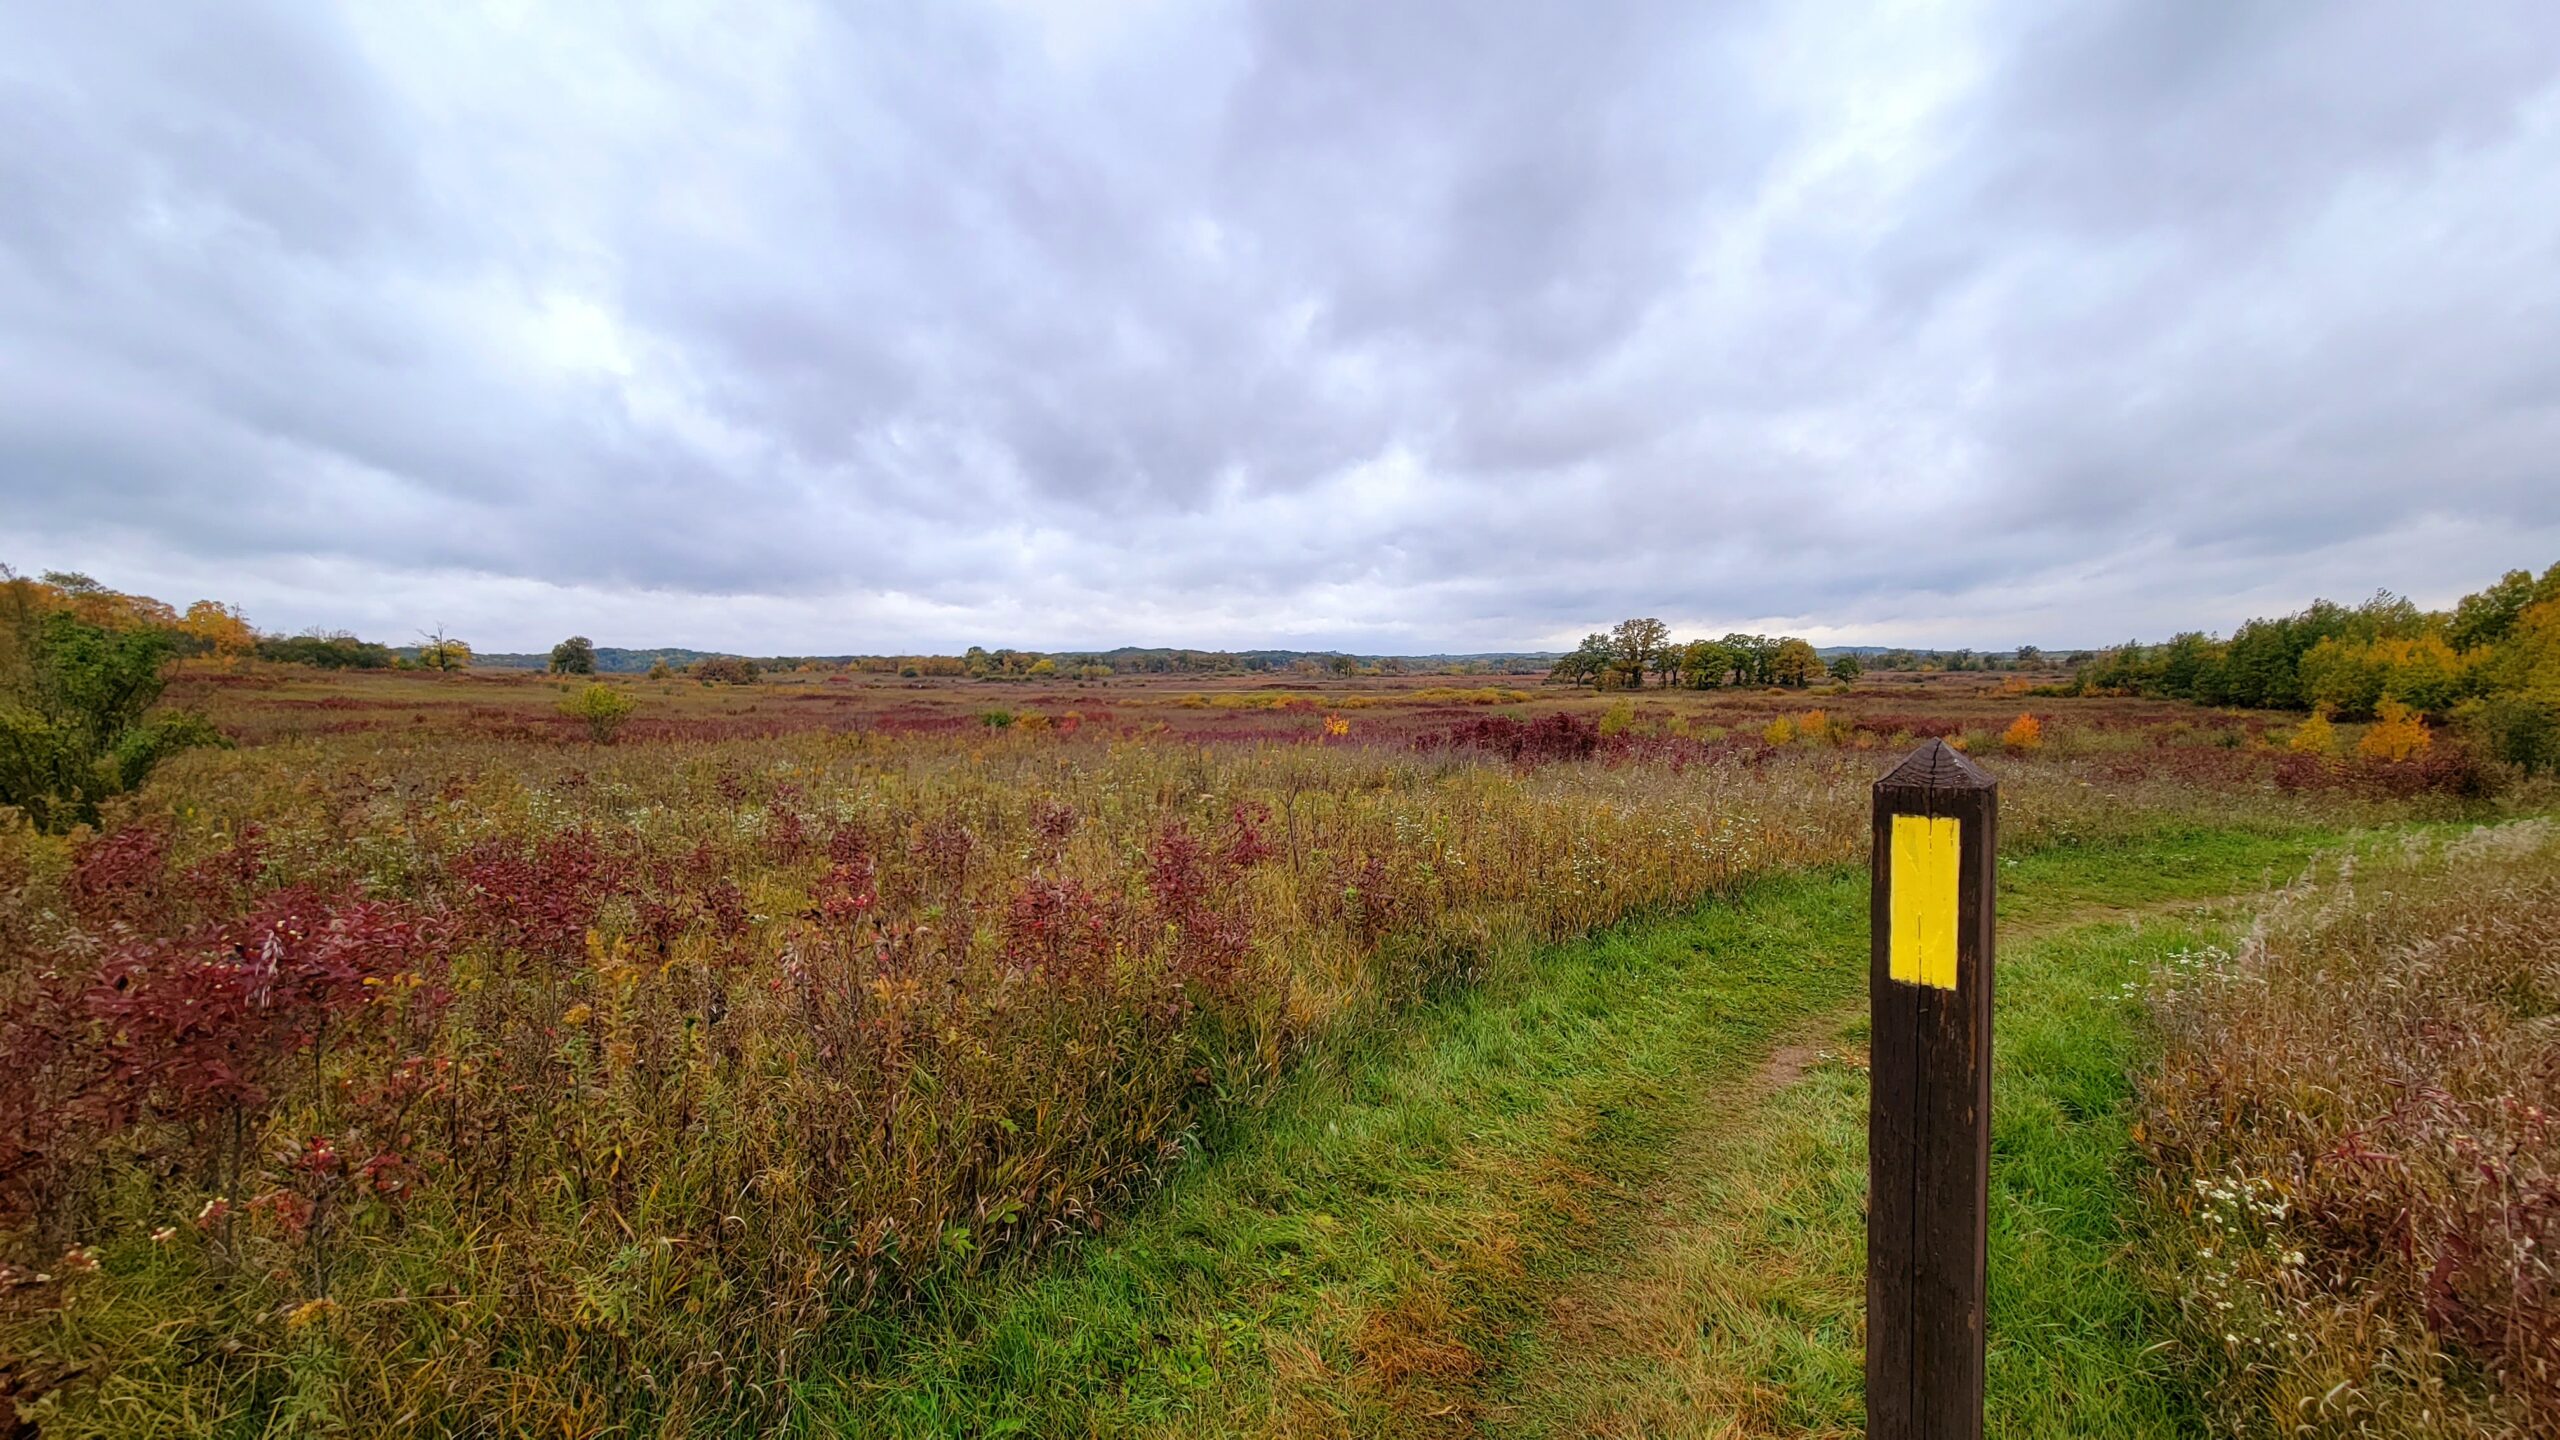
[1868,740,1997,1440]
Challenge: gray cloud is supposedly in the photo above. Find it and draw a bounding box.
[4,0,2558,653]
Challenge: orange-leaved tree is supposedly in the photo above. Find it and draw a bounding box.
[2001,712,2043,753]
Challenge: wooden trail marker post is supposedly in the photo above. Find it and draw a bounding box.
[1867,739,1997,1440]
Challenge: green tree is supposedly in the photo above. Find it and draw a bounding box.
[2218,601,2353,708]
[549,635,598,674]
[2153,632,2222,699]
[1649,642,1685,687]
[1721,633,1776,686]
[2450,564,2560,652]
[1828,653,1863,683]
[1611,618,1670,688]
[1549,633,1618,688]
[258,631,394,669]
[0,574,222,830]
[1680,639,1736,689]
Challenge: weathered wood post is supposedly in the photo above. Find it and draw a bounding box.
[1867,739,1996,1440]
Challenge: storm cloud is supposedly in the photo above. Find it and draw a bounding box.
[4,0,2557,652]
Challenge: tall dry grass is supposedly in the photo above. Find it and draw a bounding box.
[2140,821,2560,1437]
[0,721,2482,1435]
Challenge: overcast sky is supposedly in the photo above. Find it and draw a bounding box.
[5,1,2558,655]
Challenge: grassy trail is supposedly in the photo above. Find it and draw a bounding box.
[813,824,2369,1438]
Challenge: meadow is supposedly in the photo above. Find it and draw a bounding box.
[0,662,2524,1435]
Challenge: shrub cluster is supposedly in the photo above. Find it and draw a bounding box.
[1,578,224,830]
[1426,711,1601,765]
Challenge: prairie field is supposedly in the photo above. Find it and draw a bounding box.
[0,664,2536,1436]
[12,1,2560,1433]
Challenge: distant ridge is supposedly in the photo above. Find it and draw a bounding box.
[426,647,743,673]
[453,643,2017,672]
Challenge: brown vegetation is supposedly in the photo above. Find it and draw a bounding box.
[2139,823,2560,1436]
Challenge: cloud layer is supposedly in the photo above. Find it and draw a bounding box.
[6,0,2558,652]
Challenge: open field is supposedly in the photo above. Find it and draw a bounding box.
[158,661,2494,777]
[12,3,2560,1434]
[0,664,2534,1435]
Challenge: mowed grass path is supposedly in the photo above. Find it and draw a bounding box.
[811,825,2367,1437]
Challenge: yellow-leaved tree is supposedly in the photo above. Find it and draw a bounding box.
[182,600,256,664]
[2357,698,2431,762]
[416,629,472,673]
[2287,708,2338,757]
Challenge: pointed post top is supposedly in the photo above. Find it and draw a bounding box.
[1876,737,1996,792]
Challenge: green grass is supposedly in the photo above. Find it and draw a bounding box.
[1625,923,2233,1437]
[801,822,2365,1436]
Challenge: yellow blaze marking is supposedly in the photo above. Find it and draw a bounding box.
[1889,814,1961,989]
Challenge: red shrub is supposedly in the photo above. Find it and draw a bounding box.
[1428,712,1599,765]
[1325,852,1404,944]
[811,857,878,927]
[1029,799,1079,857]
[450,830,627,955]
[912,814,977,888]
[1000,876,1116,984]
[826,821,874,867]
[768,806,810,862]
[84,888,429,1127]
[1145,821,1251,990]
[1223,802,1277,869]
[179,825,269,911]
[68,823,170,925]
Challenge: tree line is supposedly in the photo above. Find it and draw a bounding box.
[1545,618,1855,690]
[2064,562,2560,772]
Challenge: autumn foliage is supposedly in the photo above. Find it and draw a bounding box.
[2140,825,2560,1436]
[2287,708,2339,756]
[2356,697,2434,762]
[2001,712,2043,753]
[0,650,2509,1433]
